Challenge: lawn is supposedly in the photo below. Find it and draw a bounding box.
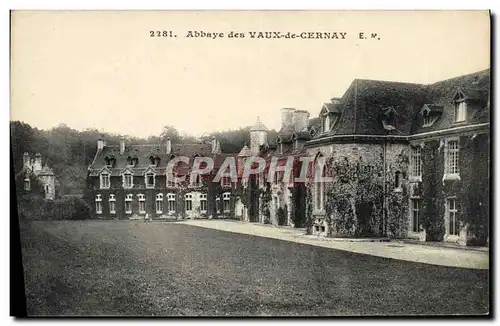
[18,220,489,316]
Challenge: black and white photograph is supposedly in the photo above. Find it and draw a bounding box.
[10,10,491,317]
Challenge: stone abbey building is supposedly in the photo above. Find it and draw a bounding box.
[236,68,490,246]
[87,68,489,246]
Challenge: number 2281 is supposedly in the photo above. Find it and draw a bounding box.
[150,31,175,37]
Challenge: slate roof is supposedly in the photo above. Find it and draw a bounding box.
[88,142,215,177]
[310,69,490,140]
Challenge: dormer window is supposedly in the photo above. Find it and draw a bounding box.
[455,101,467,122]
[320,102,340,133]
[323,115,331,132]
[277,138,283,154]
[420,104,443,127]
[123,172,133,188]
[149,155,160,166]
[381,107,397,131]
[145,172,155,188]
[100,172,110,189]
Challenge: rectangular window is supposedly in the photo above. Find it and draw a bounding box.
[216,198,221,213]
[123,173,133,188]
[223,192,231,212]
[109,194,116,214]
[100,173,110,189]
[323,115,330,132]
[447,199,459,236]
[455,102,467,122]
[411,199,420,233]
[423,115,433,127]
[138,194,146,214]
[125,194,133,214]
[109,201,116,214]
[24,179,30,191]
[156,194,163,213]
[167,194,176,213]
[411,146,422,177]
[200,194,207,212]
[185,194,193,211]
[95,194,102,214]
[447,140,460,175]
[146,173,155,188]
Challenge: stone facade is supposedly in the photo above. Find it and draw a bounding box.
[21,152,56,200]
[237,69,490,246]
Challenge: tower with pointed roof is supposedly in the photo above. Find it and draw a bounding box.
[249,117,268,155]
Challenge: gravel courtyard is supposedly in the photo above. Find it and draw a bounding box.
[19,220,489,316]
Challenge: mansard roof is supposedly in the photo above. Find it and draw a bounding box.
[88,142,214,176]
[309,68,490,142]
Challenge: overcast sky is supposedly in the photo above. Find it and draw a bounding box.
[11,10,490,138]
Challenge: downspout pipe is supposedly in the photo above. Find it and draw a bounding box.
[383,140,387,236]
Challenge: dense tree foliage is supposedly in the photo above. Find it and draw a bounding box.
[10,121,277,195]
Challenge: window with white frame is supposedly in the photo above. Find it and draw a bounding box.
[215,197,221,213]
[423,115,435,127]
[137,194,146,214]
[100,172,110,189]
[155,193,163,214]
[446,140,460,175]
[411,198,420,233]
[200,194,207,212]
[123,173,133,188]
[24,178,30,191]
[167,193,176,213]
[95,194,102,214]
[221,176,232,188]
[145,172,155,188]
[323,115,331,132]
[411,146,422,178]
[222,192,231,212]
[185,193,193,211]
[454,101,467,122]
[447,198,459,236]
[109,194,116,214]
[125,194,133,214]
[314,155,325,211]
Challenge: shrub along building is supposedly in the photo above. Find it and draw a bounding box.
[86,137,239,220]
[236,69,490,247]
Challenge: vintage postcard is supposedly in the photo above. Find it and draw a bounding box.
[10,10,490,317]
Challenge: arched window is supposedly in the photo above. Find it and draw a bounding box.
[395,171,402,189]
[314,153,326,211]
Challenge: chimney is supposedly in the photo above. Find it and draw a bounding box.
[211,136,217,154]
[23,152,30,166]
[97,138,106,150]
[293,110,310,132]
[166,137,172,154]
[120,138,126,155]
[280,108,295,132]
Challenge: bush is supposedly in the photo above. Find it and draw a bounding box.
[17,196,92,220]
